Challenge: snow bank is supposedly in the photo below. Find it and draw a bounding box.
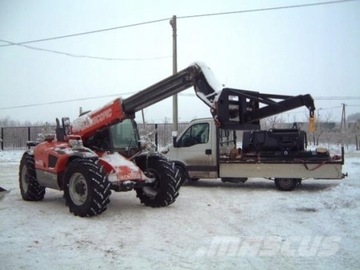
[0,150,24,163]
[0,150,359,269]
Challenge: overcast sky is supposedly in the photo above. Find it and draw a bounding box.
[1,0,359,125]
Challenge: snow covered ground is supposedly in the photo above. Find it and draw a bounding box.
[0,149,359,269]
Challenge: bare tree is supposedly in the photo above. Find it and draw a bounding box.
[308,110,334,146]
[356,121,360,150]
[261,114,285,130]
[347,113,360,150]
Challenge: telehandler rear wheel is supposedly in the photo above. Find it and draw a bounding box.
[64,159,111,217]
[19,154,45,201]
[135,156,181,207]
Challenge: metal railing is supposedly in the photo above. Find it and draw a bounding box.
[0,123,189,150]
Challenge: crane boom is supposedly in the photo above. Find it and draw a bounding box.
[71,62,316,139]
[121,62,221,114]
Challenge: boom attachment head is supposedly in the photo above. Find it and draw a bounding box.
[212,89,316,130]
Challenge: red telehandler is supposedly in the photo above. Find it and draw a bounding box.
[18,62,317,217]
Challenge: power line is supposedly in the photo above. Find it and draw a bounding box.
[0,0,356,48]
[178,0,357,20]
[1,94,359,111]
[0,39,170,61]
[176,93,360,100]
[0,92,134,111]
[0,18,170,47]
[281,103,360,119]
[0,0,356,61]
[314,96,360,100]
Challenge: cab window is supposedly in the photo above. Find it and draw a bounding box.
[177,123,209,147]
[110,119,139,149]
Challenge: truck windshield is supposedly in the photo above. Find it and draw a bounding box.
[110,119,139,150]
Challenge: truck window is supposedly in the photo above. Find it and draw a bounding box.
[219,129,236,146]
[219,128,237,155]
[177,123,209,147]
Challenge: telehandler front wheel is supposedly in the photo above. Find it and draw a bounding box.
[135,156,181,207]
[19,154,45,201]
[64,159,111,217]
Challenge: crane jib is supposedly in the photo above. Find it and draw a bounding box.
[75,61,316,134]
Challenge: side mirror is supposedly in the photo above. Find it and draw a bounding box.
[172,136,178,148]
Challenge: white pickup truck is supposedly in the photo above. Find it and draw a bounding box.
[163,118,345,191]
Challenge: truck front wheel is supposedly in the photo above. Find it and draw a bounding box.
[64,159,111,217]
[19,154,45,201]
[135,156,181,207]
[274,178,300,191]
[175,164,189,186]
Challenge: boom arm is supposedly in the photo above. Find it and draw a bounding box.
[71,62,316,139]
[121,62,221,114]
[71,62,222,139]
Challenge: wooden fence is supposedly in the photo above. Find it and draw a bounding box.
[1,122,358,150]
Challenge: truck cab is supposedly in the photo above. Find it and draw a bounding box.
[164,118,236,180]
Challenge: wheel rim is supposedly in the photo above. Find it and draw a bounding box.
[69,173,88,205]
[21,164,29,193]
[279,179,294,188]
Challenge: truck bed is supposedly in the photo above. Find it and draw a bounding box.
[219,148,345,179]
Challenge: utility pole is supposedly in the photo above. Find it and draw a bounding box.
[340,103,347,146]
[340,103,347,132]
[170,15,178,133]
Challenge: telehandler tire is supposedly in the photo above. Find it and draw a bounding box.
[64,159,111,217]
[135,156,181,207]
[19,154,45,201]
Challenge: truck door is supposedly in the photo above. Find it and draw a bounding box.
[173,121,217,179]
